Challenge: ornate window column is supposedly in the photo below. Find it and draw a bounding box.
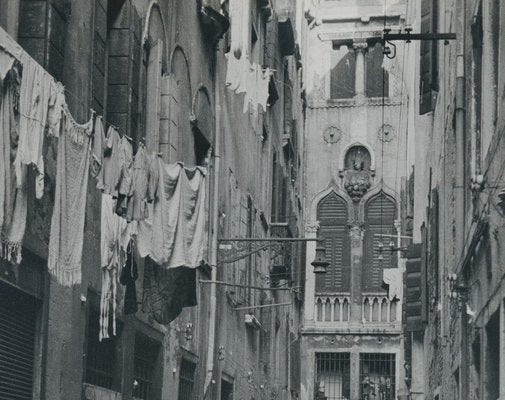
[353,40,368,98]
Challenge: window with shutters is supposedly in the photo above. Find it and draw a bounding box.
[106,0,141,137]
[17,0,69,81]
[419,0,439,114]
[363,192,397,293]
[177,358,196,400]
[0,282,39,400]
[169,48,195,165]
[84,307,119,391]
[315,192,350,293]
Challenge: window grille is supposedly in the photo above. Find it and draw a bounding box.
[359,353,396,400]
[221,379,234,400]
[133,335,160,400]
[178,359,196,400]
[315,353,350,400]
[85,308,117,390]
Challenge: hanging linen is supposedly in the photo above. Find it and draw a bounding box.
[0,66,27,263]
[14,53,52,195]
[142,257,197,325]
[47,107,93,285]
[125,145,154,222]
[91,115,106,182]
[137,160,208,268]
[99,193,131,340]
[382,268,402,301]
[100,125,121,196]
[119,242,138,315]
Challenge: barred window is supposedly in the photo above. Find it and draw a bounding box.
[315,353,351,400]
[133,334,161,400]
[178,359,196,400]
[359,353,396,400]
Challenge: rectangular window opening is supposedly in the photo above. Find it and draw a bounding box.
[359,353,396,400]
[178,358,197,400]
[315,353,351,400]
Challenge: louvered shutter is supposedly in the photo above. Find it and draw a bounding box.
[363,194,397,292]
[404,244,423,331]
[419,0,438,114]
[315,193,350,293]
[0,282,38,400]
[145,39,163,153]
[107,0,141,136]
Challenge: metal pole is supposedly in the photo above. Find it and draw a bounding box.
[232,302,292,311]
[199,280,292,291]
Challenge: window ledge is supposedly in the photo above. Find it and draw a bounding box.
[83,384,121,400]
[308,97,402,109]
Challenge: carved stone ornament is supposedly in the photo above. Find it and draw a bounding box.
[343,146,372,201]
[378,124,395,142]
[323,126,342,144]
[305,221,320,233]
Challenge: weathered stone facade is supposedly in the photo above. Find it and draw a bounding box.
[299,0,416,398]
[0,1,306,399]
[408,0,505,399]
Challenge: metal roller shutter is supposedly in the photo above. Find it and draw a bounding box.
[0,282,38,400]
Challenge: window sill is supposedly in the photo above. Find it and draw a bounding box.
[308,97,402,109]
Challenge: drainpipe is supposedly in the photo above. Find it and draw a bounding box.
[455,1,468,399]
[204,42,222,400]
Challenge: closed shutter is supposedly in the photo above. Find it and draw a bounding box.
[145,39,163,153]
[18,0,69,81]
[0,282,38,400]
[419,0,438,114]
[107,0,141,136]
[315,192,350,293]
[404,244,423,331]
[363,193,397,292]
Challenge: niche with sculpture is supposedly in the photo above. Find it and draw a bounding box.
[342,146,372,201]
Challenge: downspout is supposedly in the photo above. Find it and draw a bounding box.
[204,41,222,399]
[455,1,468,399]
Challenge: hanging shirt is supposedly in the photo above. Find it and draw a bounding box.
[100,126,121,197]
[91,115,106,185]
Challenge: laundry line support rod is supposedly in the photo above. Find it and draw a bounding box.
[199,280,292,291]
[232,302,292,311]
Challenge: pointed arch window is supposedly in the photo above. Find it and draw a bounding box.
[315,192,350,293]
[363,192,397,292]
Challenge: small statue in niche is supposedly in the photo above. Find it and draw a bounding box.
[343,146,372,201]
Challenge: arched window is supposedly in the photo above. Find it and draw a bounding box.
[363,192,397,292]
[169,48,194,165]
[315,192,350,293]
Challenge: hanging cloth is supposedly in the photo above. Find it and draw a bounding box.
[382,268,402,301]
[14,53,52,195]
[0,67,26,263]
[47,107,93,285]
[142,257,197,325]
[137,161,208,268]
[119,242,138,315]
[99,193,131,340]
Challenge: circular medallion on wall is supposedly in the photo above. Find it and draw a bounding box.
[378,124,396,142]
[323,126,342,144]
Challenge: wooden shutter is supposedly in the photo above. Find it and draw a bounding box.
[427,188,439,313]
[363,194,397,292]
[145,39,162,153]
[0,282,38,400]
[159,75,171,161]
[419,0,438,114]
[92,0,107,114]
[315,193,350,293]
[404,244,423,331]
[18,0,69,81]
[107,0,141,136]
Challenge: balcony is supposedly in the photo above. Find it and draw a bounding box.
[362,293,399,324]
[315,294,351,323]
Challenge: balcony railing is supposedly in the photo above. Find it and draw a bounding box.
[362,294,398,323]
[315,294,351,323]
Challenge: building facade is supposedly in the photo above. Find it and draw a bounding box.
[299,0,416,399]
[405,0,505,399]
[0,1,307,399]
